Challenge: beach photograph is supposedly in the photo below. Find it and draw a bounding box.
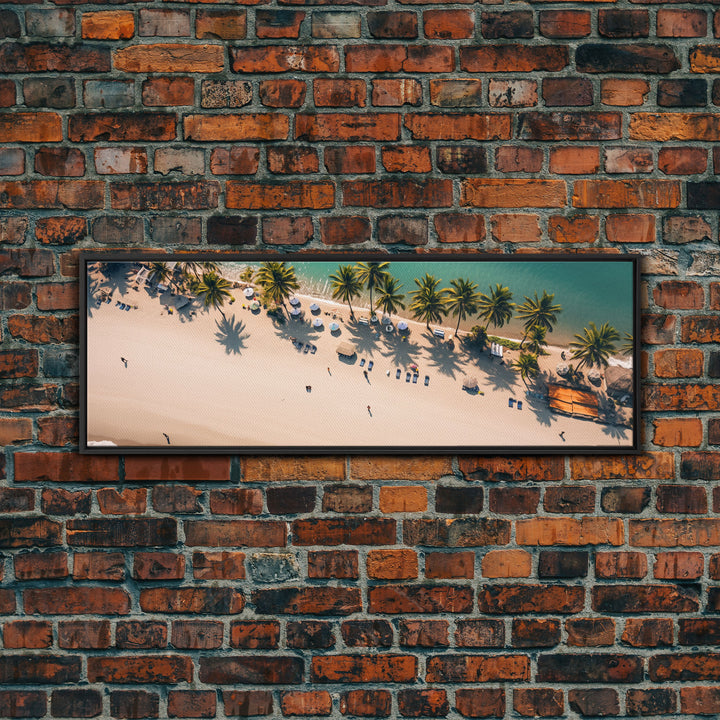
[82,255,638,452]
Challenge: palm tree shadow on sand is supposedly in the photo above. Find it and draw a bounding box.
[214,315,249,355]
[379,335,422,368]
[601,422,630,444]
[422,334,465,379]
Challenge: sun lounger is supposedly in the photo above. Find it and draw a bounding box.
[406,372,411,382]
[358,317,369,325]
[116,301,121,307]
[396,369,401,379]
[509,398,515,407]
[433,328,445,338]
[412,374,418,384]
[360,359,365,367]
[424,375,429,386]
[368,361,373,371]
[517,401,522,410]
[304,344,310,353]
[125,305,130,311]
[311,345,317,354]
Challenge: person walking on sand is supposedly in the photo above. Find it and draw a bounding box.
[327,367,331,375]
[367,405,371,414]
[163,433,170,444]
[121,357,127,367]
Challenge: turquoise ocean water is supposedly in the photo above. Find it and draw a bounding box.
[227,260,634,347]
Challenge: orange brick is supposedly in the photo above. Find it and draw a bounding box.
[549,146,599,174]
[654,348,704,378]
[425,552,475,579]
[281,691,332,717]
[0,417,33,445]
[379,486,427,513]
[605,214,655,243]
[653,418,703,448]
[381,146,431,173]
[601,79,650,106]
[516,518,624,546]
[490,214,541,243]
[654,551,704,579]
[367,549,418,580]
[481,549,531,578]
[424,10,474,39]
[351,456,451,482]
[82,11,135,40]
[114,44,224,73]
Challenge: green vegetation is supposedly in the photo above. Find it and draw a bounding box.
[512,352,540,389]
[355,261,391,318]
[194,271,233,319]
[375,275,406,320]
[477,284,515,332]
[329,264,363,320]
[409,273,448,329]
[446,278,481,335]
[516,291,562,347]
[570,321,620,369]
[256,261,300,317]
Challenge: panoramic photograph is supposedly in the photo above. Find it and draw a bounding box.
[82,255,637,452]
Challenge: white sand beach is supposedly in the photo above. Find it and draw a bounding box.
[86,265,633,450]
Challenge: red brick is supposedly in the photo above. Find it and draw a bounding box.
[481,549,531,578]
[232,45,339,73]
[0,113,61,143]
[73,552,125,581]
[230,621,279,649]
[405,113,510,141]
[88,656,193,684]
[168,691,216,719]
[125,456,230,482]
[82,11,134,39]
[604,147,653,174]
[311,655,417,683]
[549,146,600,175]
[25,587,130,615]
[681,687,720,715]
[424,10,474,38]
[490,214,541,243]
[209,146,259,175]
[427,655,529,683]
[654,348,704,378]
[539,10,590,38]
[116,621,167,649]
[367,11,417,38]
[658,9,707,37]
[460,45,567,73]
[209,488,263,515]
[262,216,313,245]
[134,552,185,581]
[566,618,615,647]
[434,213,485,243]
[514,689,563,718]
[142,77,194,107]
[369,586,473,614]
[70,113,175,142]
[227,180,333,210]
[381,146,431,173]
[398,689,448,718]
[548,215,599,244]
[367,549,418,580]
[3,621,52,649]
[659,147,707,175]
[653,418,703,447]
[307,550,358,579]
[455,689,505,718]
[14,552,67,579]
[222,691,273,717]
[196,9,246,39]
[255,10,303,39]
[654,551,704,580]
[495,147,542,173]
[280,692,332,717]
[372,78,421,107]
[654,280,704,309]
[478,585,584,614]
[58,620,111,649]
[0,181,102,210]
[259,79,306,108]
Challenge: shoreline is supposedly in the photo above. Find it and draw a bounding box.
[86,264,634,450]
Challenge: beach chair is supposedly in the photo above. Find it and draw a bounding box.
[517,401,523,410]
[509,398,515,408]
[116,301,121,307]
[304,344,310,354]
[368,361,373,371]
[424,375,429,386]
[360,359,365,367]
[412,374,418,384]
[406,372,411,382]
[311,345,317,354]
[125,305,130,311]
[396,369,401,379]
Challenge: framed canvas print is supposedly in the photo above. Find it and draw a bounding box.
[80,252,640,454]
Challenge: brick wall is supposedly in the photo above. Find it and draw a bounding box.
[2,0,720,718]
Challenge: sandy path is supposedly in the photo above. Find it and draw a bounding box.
[86,270,632,450]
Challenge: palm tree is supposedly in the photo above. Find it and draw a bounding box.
[148,262,171,286]
[409,273,447,330]
[239,266,255,284]
[513,352,540,389]
[477,284,515,332]
[569,321,620,369]
[329,264,362,320]
[565,364,584,386]
[621,332,634,356]
[445,278,481,336]
[256,261,299,316]
[375,276,405,320]
[195,271,233,319]
[516,291,562,347]
[525,324,549,356]
[355,261,391,318]
[468,325,488,350]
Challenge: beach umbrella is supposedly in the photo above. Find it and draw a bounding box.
[462,375,478,390]
[329,322,340,332]
[310,303,320,312]
[250,300,260,311]
[397,321,408,331]
[289,296,300,306]
[290,307,301,317]
[410,363,418,372]
[313,318,323,328]
[556,363,569,376]
[385,324,394,333]
[244,287,254,298]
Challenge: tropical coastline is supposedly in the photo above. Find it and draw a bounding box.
[85,260,635,450]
